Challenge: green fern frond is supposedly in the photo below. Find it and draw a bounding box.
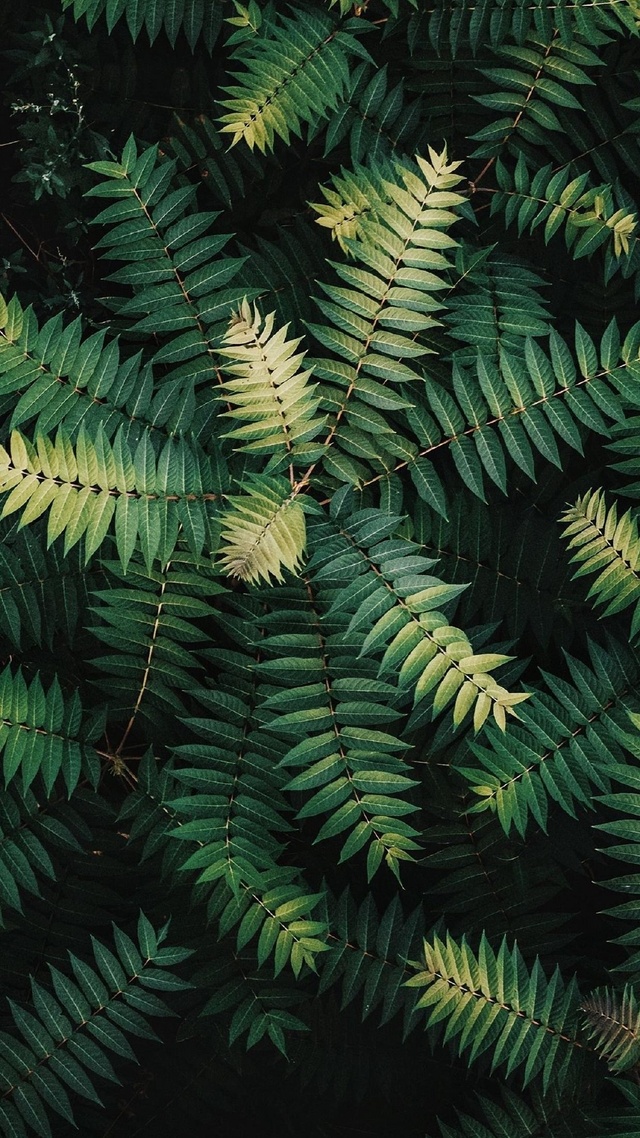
[168,684,330,980]
[406,932,582,1090]
[235,221,327,326]
[607,413,640,499]
[0,526,95,649]
[218,8,370,153]
[322,63,428,167]
[90,551,223,725]
[205,871,330,979]
[592,740,640,961]
[0,294,195,444]
[392,319,640,512]
[164,111,261,211]
[435,1082,596,1138]
[61,0,222,49]
[0,913,191,1138]
[414,492,569,645]
[407,0,637,58]
[0,664,100,795]
[581,985,640,1072]
[121,651,330,981]
[422,779,572,958]
[0,785,84,923]
[457,639,640,835]
[217,300,325,460]
[445,246,554,363]
[192,935,311,1055]
[168,668,293,890]
[310,160,394,252]
[117,749,182,877]
[219,475,307,584]
[471,35,604,161]
[560,488,640,638]
[85,137,253,392]
[258,573,422,879]
[308,147,466,483]
[491,157,637,262]
[318,890,424,1032]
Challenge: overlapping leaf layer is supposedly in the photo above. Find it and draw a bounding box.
[1,0,640,1133]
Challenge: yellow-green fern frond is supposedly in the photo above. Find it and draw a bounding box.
[0,426,216,571]
[311,163,393,253]
[219,476,307,584]
[218,301,324,460]
[406,932,582,1091]
[560,487,640,639]
[309,509,530,733]
[218,9,367,153]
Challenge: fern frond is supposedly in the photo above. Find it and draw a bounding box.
[560,488,640,638]
[235,221,327,326]
[308,507,530,732]
[0,913,191,1138]
[90,550,223,726]
[445,246,553,364]
[61,0,222,49]
[168,663,293,890]
[121,666,329,981]
[414,492,569,646]
[258,574,422,879]
[0,294,196,443]
[407,0,637,58]
[318,890,424,1032]
[308,147,466,483]
[0,789,130,985]
[117,749,183,877]
[0,526,95,650]
[560,70,640,190]
[219,475,307,584]
[164,111,262,211]
[166,635,331,980]
[0,785,84,923]
[490,157,637,262]
[581,985,640,1072]
[471,35,605,162]
[189,928,312,1055]
[422,780,572,958]
[607,413,640,499]
[322,63,428,167]
[406,932,582,1090]
[310,159,394,253]
[457,639,640,835]
[205,871,330,980]
[85,137,253,392]
[217,301,325,461]
[435,1082,597,1138]
[218,8,369,153]
[384,319,640,512]
[592,738,640,962]
[0,425,219,571]
[0,663,100,795]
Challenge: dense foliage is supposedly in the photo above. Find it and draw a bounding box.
[2,0,640,1134]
